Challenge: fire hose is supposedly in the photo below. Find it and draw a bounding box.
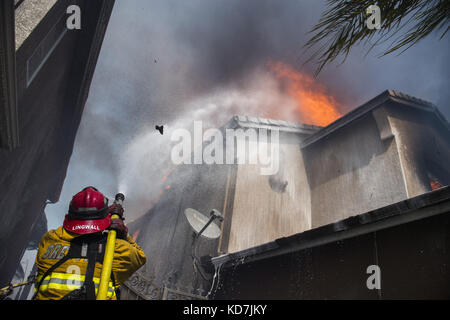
[96,193,125,300]
[0,274,35,300]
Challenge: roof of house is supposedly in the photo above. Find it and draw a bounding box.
[225,115,323,135]
[224,90,448,146]
[211,186,450,269]
[300,90,449,148]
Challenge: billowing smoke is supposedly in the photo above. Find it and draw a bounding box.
[117,67,299,218]
[45,0,449,227]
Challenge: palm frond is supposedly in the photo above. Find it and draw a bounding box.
[305,0,450,75]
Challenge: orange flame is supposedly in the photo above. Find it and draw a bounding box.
[132,229,140,242]
[429,178,444,191]
[161,168,174,184]
[267,61,342,126]
[147,169,174,211]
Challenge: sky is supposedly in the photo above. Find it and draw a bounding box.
[45,0,449,229]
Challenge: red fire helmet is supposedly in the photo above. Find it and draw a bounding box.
[63,186,111,234]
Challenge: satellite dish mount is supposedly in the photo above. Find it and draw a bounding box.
[184,208,223,239]
[184,208,223,279]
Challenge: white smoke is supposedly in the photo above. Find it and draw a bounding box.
[117,67,298,220]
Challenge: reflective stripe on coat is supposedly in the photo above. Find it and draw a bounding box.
[34,226,146,300]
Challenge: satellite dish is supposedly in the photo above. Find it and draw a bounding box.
[184,208,222,239]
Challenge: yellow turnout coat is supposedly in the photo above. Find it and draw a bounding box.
[34,226,146,300]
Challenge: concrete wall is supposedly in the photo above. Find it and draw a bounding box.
[227,133,311,253]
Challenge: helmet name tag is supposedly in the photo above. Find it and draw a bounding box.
[72,225,100,231]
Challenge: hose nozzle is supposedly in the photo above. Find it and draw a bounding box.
[114,193,125,205]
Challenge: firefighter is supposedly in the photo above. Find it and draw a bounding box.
[33,186,146,300]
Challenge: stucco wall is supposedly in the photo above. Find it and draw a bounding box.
[227,133,311,253]
[303,112,408,228]
[384,104,450,198]
[15,0,58,50]
[223,100,449,254]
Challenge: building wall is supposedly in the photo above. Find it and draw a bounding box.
[381,104,450,197]
[303,111,408,228]
[213,100,450,256]
[0,0,114,287]
[15,0,58,50]
[227,133,311,253]
[1,1,19,150]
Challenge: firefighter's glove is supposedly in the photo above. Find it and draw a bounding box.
[108,204,124,219]
[0,286,13,300]
[109,218,128,240]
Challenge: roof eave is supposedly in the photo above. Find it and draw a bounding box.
[225,115,322,135]
[212,186,450,269]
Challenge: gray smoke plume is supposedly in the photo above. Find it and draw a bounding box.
[45,0,449,228]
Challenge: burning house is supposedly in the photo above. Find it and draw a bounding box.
[122,90,450,300]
